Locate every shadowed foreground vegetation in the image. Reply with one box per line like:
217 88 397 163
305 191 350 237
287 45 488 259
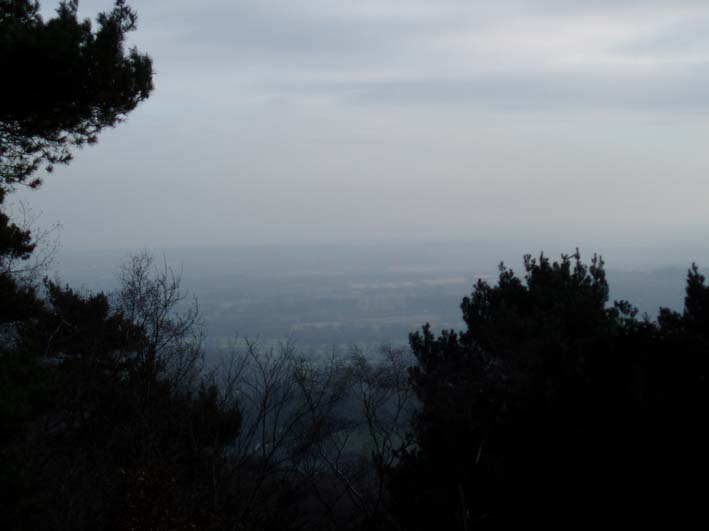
3 251 709 529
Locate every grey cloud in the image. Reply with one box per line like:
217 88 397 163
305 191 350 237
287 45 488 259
21 1 709 251
528 0 701 14
77 2 709 92
618 18 709 57
291 67 709 111
128 1 451 67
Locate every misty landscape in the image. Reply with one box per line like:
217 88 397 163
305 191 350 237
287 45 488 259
55 243 705 349
3 1 709 530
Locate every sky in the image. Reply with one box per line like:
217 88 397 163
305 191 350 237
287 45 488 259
18 0 709 251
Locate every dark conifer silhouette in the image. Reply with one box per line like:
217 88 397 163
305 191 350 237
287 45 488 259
0 0 153 189
388 252 709 529
1 0 153 331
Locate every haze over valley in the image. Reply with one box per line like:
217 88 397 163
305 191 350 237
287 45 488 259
52 241 708 350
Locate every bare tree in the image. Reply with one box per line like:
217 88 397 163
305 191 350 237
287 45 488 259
205 339 347 526
116 250 204 388
346 345 414 516
207 339 415 529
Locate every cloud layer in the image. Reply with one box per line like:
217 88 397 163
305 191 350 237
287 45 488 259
112 0 709 110
23 1 709 252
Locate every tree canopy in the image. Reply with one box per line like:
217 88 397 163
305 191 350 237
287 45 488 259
0 0 153 326
388 252 709 529
0 0 153 189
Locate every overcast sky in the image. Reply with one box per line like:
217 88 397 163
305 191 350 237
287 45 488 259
19 0 709 250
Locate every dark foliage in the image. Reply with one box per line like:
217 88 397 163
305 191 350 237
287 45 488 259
0 189 39 324
388 252 709 529
0 0 153 189
0 0 154 376
2 280 243 531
